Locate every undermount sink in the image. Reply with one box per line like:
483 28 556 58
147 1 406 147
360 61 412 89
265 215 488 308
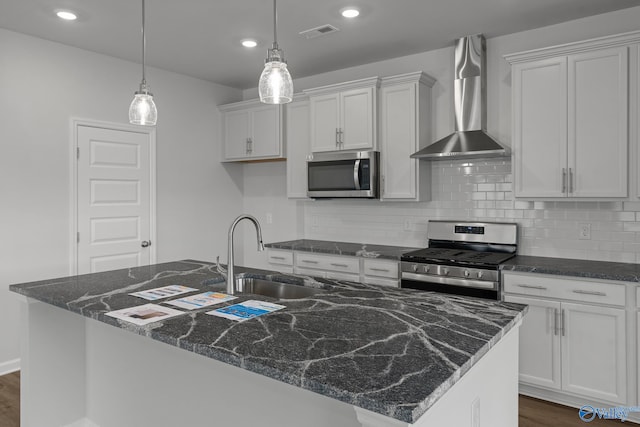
235 278 323 299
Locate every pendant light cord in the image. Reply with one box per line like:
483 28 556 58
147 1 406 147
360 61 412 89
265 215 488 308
272 0 278 50
141 0 147 87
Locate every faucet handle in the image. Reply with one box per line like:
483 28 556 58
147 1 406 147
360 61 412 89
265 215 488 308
215 256 227 277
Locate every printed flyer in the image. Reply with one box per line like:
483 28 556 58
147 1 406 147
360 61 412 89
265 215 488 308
130 285 197 301
166 292 237 310
106 303 185 326
207 300 285 322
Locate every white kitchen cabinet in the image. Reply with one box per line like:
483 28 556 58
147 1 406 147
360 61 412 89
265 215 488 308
266 249 294 274
379 72 435 201
285 96 310 198
503 271 627 405
219 99 284 162
362 258 400 287
305 77 379 153
507 35 631 199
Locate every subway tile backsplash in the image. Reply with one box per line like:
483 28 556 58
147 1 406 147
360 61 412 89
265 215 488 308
303 158 640 263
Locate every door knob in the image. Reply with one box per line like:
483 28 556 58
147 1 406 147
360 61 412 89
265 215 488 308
141 240 151 248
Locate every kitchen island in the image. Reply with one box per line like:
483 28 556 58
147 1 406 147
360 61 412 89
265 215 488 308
11 260 526 427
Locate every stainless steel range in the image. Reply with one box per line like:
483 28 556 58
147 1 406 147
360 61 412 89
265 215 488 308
401 221 517 300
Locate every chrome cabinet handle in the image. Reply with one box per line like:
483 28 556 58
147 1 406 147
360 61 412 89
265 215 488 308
569 168 574 193
335 128 339 146
270 256 286 260
339 128 344 145
573 289 606 297
370 268 391 272
301 260 319 264
141 240 151 248
562 168 567 193
517 284 548 290
330 263 349 268
553 308 559 335
247 137 253 154
561 309 566 336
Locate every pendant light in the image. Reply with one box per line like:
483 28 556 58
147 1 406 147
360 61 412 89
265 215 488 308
258 0 293 104
129 0 157 126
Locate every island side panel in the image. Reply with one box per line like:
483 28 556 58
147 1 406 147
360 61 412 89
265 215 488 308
19 297 88 427
355 324 520 427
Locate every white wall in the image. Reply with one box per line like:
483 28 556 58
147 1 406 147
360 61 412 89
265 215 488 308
241 6 640 269
0 28 243 372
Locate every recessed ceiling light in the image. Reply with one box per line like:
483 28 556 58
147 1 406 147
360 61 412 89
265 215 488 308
56 10 77 21
242 40 258 48
341 8 360 18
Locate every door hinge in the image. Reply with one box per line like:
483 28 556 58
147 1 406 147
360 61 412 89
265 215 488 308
77 232 80 243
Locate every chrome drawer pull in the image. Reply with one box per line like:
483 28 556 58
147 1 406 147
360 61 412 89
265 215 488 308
573 289 606 297
330 263 349 268
270 256 286 260
370 268 391 272
517 284 548 290
301 260 319 264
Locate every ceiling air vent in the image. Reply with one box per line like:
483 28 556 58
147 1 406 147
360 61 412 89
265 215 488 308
299 24 339 39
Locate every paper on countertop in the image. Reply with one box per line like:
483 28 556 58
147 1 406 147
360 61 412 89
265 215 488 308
105 303 185 326
165 292 237 310
207 300 285 322
130 285 198 301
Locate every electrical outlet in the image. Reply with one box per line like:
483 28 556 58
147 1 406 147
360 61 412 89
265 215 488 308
578 223 591 240
471 397 480 427
265 212 273 224
404 219 412 231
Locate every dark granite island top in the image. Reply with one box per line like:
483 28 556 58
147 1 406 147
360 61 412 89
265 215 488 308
265 239 420 260
11 260 526 425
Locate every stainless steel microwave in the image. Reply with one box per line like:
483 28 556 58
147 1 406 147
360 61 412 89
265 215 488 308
307 151 379 198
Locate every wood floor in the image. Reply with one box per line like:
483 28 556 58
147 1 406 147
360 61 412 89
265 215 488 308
0 372 627 426
0 371 19 427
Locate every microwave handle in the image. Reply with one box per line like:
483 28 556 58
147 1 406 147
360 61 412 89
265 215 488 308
353 159 361 190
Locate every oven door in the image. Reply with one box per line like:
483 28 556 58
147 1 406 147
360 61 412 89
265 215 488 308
400 268 500 300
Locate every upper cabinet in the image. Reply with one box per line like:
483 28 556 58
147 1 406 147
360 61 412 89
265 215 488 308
304 77 380 153
506 32 639 199
379 72 436 201
219 99 284 162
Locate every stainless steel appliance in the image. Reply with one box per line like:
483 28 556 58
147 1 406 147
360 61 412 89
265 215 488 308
401 220 517 299
307 151 379 199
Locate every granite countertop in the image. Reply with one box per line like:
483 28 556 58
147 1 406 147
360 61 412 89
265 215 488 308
10 260 526 423
503 255 640 283
265 239 420 260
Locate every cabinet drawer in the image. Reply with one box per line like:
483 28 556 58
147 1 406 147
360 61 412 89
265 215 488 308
325 270 360 282
295 252 360 274
503 272 625 307
363 276 399 288
363 259 399 279
294 266 326 279
267 250 293 266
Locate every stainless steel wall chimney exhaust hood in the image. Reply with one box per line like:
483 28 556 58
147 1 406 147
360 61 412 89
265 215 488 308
411 34 509 160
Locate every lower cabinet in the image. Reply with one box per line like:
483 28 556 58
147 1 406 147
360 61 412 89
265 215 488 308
266 249 400 287
503 272 628 406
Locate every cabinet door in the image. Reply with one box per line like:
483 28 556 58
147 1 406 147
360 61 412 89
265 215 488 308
223 109 250 160
250 105 281 158
513 57 567 198
341 87 375 151
310 94 340 152
561 302 626 404
568 47 628 197
504 295 562 390
379 83 417 200
286 100 310 198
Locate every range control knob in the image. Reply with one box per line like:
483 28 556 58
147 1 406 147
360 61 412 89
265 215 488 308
424 265 430 273
412 264 418 272
443 268 449 276
477 271 484 279
464 270 470 278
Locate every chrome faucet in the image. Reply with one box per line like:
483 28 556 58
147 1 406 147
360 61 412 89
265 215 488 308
227 214 264 294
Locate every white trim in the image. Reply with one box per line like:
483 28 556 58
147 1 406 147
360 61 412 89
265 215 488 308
0 358 20 376
70 118 157 275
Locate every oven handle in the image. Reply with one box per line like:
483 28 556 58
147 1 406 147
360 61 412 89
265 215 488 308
401 272 498 290
353 159 361 190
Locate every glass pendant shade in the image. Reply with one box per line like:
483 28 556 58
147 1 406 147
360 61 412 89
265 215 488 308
129 90 157 126
259 59 293 104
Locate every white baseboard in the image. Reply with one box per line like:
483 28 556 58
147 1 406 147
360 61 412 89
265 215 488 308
0 358 20 376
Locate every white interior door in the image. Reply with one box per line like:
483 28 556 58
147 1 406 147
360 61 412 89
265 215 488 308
76 124 154 274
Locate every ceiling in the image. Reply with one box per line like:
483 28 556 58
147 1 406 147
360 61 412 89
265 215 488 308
1 0 639 89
